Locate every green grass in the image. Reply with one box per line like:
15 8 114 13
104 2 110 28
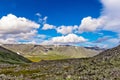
0 51 31 64
25 56 41 62
25 53 69 62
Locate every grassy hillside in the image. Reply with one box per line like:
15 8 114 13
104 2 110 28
2 44 100 62
26 54 69 62
0 46 31 64
0 45 119 79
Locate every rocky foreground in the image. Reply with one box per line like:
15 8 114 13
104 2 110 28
0 45 120 80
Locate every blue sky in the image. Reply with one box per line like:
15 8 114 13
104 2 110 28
0 0 102 25
0 0 120 48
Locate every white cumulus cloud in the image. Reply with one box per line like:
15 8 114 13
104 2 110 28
42 24 56 30
79 17 104 33
0 14 40 44
41 34 87 45
0 14 40 34
79 0 120 34
0 38 17 44
56 25 78 35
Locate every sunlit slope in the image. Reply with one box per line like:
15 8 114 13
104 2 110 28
2 44 100 61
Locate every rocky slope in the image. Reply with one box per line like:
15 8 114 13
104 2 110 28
0 45 119 80
94 45 120 60
0 46 31 64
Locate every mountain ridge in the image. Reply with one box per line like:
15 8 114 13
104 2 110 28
0 46 31 64
1 44 102 62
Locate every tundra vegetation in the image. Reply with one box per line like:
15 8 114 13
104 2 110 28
0 45 120 80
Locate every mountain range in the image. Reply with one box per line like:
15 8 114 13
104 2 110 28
1 44 102 62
